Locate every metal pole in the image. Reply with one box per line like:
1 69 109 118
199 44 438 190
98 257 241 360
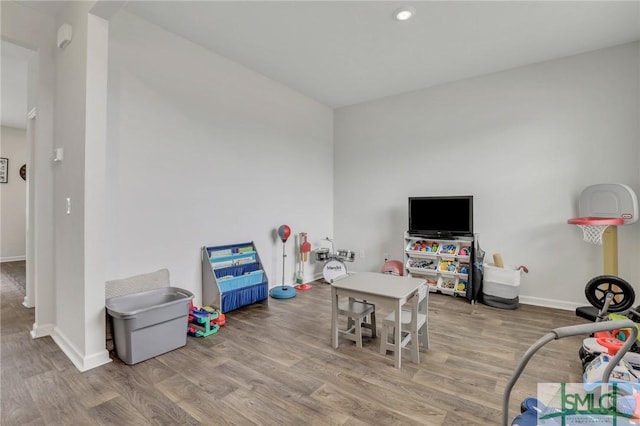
282 241 286 286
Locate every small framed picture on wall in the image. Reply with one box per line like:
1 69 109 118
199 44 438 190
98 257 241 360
0 158 7 183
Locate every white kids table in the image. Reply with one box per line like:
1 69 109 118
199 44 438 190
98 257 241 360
330 272 426 368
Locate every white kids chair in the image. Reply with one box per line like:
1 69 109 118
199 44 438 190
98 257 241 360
379 284 429 364
338 299 377 348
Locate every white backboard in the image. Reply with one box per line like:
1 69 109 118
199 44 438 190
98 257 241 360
578 183 638 225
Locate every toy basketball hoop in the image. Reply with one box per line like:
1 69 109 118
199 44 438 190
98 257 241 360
568 183 637 265
567 217 624 246
567 183 638 274
570 184 638 322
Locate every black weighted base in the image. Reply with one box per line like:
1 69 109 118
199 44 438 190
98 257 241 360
629 306 640 322
575 306 599 322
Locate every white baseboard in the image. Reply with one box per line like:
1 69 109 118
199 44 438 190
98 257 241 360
1 255 26 263
30 323 54 338
82 349 112 371
519 295 581 311
50 328 83 369
51 327 111 372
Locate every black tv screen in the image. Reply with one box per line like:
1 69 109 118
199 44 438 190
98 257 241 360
408 196 474 237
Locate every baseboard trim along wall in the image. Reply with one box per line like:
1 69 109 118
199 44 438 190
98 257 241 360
1 255 26 263
51 327 112 372
519 295 581 312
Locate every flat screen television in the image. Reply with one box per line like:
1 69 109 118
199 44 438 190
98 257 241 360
408 196 474 237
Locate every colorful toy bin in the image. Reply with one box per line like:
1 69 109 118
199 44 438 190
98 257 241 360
106 287 194 365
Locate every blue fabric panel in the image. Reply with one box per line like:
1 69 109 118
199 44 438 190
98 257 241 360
209 251 256 266
214 262 260 279
221 282 268 313
218 271 265 292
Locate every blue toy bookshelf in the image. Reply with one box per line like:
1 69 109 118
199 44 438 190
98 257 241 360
201 242 269 313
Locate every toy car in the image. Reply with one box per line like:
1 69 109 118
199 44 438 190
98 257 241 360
583 353 639 390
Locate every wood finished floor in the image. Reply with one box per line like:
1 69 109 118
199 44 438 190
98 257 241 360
1 261 590 425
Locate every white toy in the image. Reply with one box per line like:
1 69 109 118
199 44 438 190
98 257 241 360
581 337 640 370
583 353 639 393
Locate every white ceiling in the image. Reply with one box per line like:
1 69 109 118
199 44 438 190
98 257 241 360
122 1 640 108
2 1 639 129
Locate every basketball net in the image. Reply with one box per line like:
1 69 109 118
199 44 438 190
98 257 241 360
576 224 609 246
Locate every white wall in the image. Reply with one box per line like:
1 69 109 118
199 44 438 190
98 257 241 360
334 42 640 310
106 11 334 304
43 1 115 371
1 0 57 338
0 126 26 261
53 0 92 362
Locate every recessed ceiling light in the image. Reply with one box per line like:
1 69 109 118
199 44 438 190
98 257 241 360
394 6 416 21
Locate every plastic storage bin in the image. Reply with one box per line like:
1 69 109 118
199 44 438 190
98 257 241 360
106 287 194 365
482 263 522 309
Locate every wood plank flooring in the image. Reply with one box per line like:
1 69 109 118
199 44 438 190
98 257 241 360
1 261 590 425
